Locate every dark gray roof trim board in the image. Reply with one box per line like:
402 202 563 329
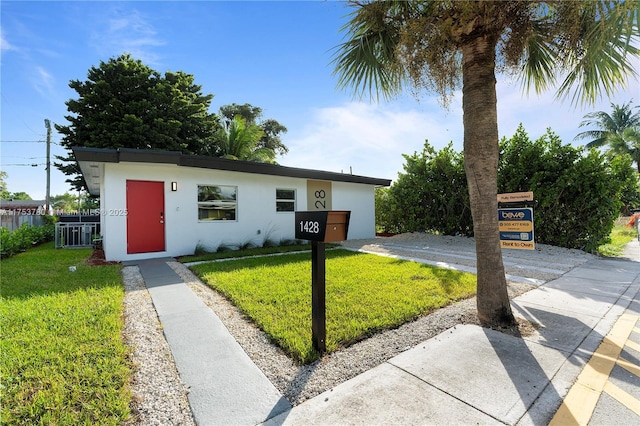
0 199 46 209
72 147 392 187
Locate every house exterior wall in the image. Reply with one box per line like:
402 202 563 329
101 162 378 261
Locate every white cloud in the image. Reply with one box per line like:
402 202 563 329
280 102 463 182
31 66 55 98
90 8 164 65
0 30 16 53
280 69 639 185
496 70 640 145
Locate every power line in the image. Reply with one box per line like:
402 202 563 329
1 140 63 145
1 156 47 159
2 163 46 167
1 93 44 137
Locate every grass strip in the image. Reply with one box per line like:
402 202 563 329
191 249 476 363
597 224 636 257
179 244 313 263
0 242 130 425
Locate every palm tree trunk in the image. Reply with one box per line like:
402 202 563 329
461 35 515 327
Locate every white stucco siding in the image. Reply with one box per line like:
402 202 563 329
99 172 107 252
191 170 303 253
100 162 378 261
330 182 376 240
101 163 177 261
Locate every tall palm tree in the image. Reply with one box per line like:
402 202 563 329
214 115 275 163
575 101 640 148
332 0 639 326
608 127 640 172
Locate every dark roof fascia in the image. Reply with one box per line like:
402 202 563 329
180 154 391 186
72 146 120 163
0 199 46 209
72 146 183 164
119 148 182 164
71 147 391 187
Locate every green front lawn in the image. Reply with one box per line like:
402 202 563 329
0 243 131 425
191 249 477 363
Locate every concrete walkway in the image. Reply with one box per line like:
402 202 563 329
128 258 290 425
132 246 640 425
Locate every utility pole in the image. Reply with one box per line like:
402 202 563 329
44 119 51 213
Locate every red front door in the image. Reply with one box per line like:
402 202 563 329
126 180 165 254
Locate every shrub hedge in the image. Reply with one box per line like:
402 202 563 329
0 218 56 259
376 125 638 252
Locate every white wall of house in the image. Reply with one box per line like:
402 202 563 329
101 162 379 261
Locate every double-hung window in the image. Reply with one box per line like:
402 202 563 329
198 185 237 221
276 189 296 212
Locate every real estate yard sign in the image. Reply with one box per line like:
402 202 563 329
498 207 535 250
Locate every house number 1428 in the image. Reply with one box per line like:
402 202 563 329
300 220 320 234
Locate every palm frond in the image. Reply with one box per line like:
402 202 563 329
331 2 408 101
555 1 639 107
520 19 560 94
584 137 609 149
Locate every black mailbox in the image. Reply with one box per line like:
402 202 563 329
295 210 351 242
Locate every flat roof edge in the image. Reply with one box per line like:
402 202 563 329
71 147 391 186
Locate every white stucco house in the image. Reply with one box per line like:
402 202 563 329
73 147 391 261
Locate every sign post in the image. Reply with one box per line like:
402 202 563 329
295 210 350 352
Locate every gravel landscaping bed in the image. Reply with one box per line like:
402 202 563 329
122 232 598 420
122 266 195 425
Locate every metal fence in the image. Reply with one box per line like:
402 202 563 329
55 222 100 248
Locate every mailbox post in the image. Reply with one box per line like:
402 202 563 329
311 241 326 351
295 210 350 352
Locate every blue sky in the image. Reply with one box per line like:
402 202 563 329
2 1 639 200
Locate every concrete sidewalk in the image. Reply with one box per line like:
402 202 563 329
265 256 640 425
132 249 640 425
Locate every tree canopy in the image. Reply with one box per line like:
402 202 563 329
213 116 276 163
333 0 639 326
55 54 218 190
608 126 640 173
575 101 640 148
218 103 288 156
0 172 33 200
0 171 9 200
55 54 288 191
377 125 638 251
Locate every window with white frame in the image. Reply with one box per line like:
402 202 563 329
198 185 237 221
276 188 296 212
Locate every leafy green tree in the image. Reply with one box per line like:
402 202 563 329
499 125 637 251
55 54 218 191
378 124 637 250
387 142 472 236
0 171 10 199
50 193 79 212
214 116 275 162
607 127 640 173
0 172 32 200
332 0 638 326
575 101 640 149
218 103 288 156
8 192 32 200
374 187 395 233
